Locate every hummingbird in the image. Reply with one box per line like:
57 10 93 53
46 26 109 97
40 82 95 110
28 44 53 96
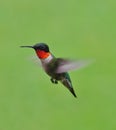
21 43 91 98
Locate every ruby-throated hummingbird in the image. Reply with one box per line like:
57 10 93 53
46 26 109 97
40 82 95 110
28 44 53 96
21 43 91 98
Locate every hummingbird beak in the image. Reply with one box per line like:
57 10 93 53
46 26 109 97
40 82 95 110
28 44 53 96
20 45 34 49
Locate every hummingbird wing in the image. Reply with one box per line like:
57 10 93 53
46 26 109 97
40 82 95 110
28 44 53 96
56 58 94 73
25 55 42 67
30 55 42 66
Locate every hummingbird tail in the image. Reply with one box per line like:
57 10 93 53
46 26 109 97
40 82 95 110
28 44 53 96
61 78 77 98
69 87 77 98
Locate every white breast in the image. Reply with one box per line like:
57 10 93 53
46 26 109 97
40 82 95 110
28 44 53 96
41 54 53 65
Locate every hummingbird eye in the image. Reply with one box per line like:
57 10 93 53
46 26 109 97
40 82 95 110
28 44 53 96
33 43 49 52
39 46 45 50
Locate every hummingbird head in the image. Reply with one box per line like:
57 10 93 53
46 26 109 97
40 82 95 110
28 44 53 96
21 43 51 59
33 43 49 52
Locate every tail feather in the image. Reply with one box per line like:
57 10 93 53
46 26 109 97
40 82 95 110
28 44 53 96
69 87 77 98
61 78 77 98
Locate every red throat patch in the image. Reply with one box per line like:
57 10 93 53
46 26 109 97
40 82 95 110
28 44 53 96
36 50 50 59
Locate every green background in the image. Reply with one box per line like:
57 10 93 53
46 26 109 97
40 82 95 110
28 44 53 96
0 0 116 130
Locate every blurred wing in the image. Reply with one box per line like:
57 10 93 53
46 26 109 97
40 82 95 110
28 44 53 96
29 55 42 67
56 59 94 73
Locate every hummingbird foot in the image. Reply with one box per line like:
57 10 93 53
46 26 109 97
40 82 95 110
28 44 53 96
50 78 58 84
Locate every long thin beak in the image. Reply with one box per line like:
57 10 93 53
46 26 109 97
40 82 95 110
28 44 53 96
20 45 34 48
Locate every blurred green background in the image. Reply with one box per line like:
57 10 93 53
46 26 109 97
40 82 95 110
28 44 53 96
0 0 116 130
